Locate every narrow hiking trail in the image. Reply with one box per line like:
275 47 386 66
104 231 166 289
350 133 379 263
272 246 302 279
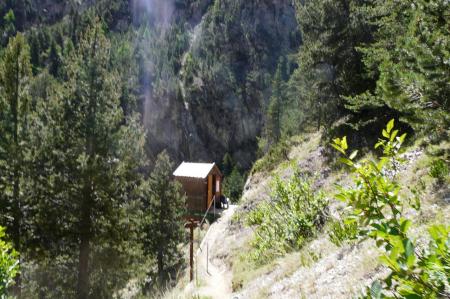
193 205 238 299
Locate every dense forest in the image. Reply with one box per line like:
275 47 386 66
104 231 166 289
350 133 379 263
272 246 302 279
0 0 448 298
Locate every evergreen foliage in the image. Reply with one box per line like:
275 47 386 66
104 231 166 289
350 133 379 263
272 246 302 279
222 166 246 203
221 153 246 203
266 60 285 145
356 0 450 136
142 151 186 288
287 0 375 133
0 34 32 289
12 21 149 298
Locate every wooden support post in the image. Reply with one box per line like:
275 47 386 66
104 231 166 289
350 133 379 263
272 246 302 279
184 218 199 283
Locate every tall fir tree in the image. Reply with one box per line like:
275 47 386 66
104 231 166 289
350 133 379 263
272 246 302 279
353 0 450 135
0 33 32 292
48 39 61 78
289 0 375 132
266 60 285 145
24 20 148 298
142 150 185 288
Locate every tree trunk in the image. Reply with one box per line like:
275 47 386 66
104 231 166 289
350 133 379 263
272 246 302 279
77 180 92 299
157 248 164 285
12 51 22 297
157 192 165 285
12 174 21 297
77 200 91 299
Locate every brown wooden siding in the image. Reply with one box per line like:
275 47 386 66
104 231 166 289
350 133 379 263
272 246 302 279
174 164 223 214
175 177 207 212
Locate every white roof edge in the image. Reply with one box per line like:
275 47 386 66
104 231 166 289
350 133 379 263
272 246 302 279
173 162 217 179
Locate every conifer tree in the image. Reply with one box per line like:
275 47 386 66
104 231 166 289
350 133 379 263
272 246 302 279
48 39 61 77
0 33 32 292
290 0 375 131
68 20 146 298
222 165 245 203
28 30 40 75
221 152 234 177
266 61 284 144
26 20 148 298
2 10 16 45
142 151 185 287
355 0 450 134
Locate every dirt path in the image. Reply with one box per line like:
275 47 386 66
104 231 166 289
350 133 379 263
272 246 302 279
193 205 238 299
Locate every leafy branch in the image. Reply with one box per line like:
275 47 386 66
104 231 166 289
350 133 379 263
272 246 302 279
332 119 450 298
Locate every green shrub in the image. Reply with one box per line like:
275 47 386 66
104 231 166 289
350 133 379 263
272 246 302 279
0 226 19 297
327 219 358 247
246 173 328 264
251 139 290 175
332 119 450 298
429 159 449 185
222 166 246 203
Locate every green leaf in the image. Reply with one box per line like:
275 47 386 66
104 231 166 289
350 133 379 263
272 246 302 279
380 255 400 271
389 130 398 142
339 157 354 167
382 129 389 138
403 239 414 260
341 136 348 150
400 219 412 234
386 119 395 134
349 150 358 160
404 294 421 299
370 280 382 299
331 143 345 155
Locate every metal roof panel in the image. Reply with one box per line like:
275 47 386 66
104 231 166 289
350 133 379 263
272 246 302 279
173 162 216 179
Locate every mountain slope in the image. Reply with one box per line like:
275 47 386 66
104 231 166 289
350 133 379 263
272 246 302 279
172 131 449 298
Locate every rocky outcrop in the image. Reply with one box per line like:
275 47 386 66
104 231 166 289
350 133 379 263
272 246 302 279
142 0 300 167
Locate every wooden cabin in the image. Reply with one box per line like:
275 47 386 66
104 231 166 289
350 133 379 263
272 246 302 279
173 162 223 214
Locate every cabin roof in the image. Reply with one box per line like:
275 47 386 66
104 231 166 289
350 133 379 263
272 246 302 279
173 162 219 179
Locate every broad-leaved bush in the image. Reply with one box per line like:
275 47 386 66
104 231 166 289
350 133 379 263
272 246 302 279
332 120 450 298
247 173 327 264
0 226 19 298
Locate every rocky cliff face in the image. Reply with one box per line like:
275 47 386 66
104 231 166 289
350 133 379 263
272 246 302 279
2 0 301 168
142 0 300 168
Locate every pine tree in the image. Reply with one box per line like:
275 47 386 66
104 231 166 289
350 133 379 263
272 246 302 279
48 39 61 77
2 10 16 45
28 29 41 75
26 20 148 298
0 33 32 292
266 61 284 144
67 21 146 298
358 0 450 134
142 150 185 288
221 152 234 177
289 0 376 131
222 165 245 203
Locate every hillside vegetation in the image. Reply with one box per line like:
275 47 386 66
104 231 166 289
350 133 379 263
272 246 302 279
226 126 449 298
